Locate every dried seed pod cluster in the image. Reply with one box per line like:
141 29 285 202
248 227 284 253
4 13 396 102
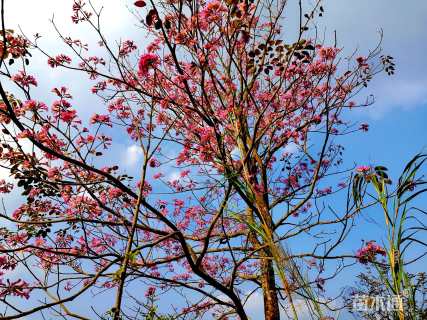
247 39 315 75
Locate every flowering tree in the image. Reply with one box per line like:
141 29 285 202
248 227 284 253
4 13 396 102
0 0 393 319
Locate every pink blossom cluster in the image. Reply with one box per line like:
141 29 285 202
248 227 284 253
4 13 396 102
48 54 72 68
356 241 386 264
71 0 92 23
356 166 371 174
119 40 137 57
0 31 29 58
138 53 159 76
0 180 13 193
11 71 37 87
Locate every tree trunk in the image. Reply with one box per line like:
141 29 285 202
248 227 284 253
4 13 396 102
261 257 281 320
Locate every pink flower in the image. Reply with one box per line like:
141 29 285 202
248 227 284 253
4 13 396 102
174 199 184 207
91 81 107 94
119 40 137 56
318 47 340 61
136 180 152 197
356 241 386 264
22 100 48 112
12 71 37 87
51 86 72 99
338 182 347 188
138 53 159 76
16 129 33 139
356 166 371 174
47 167 61 180
108 187 122 199
90 113 111 126
356 56 368 68
200 0 226 23
0 255 17 270
0 279 31 299
147 39 161 53
149 158 160 168
153 172 164 179
180 170 190 177
145 286 156 297
48 54 72 68
60 109 78 123
0 180 13 193
34 237 45 247
91 237 102 248
312 115 322 124
317 186 332 196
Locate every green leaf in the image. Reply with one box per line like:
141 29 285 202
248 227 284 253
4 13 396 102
374 166 388 171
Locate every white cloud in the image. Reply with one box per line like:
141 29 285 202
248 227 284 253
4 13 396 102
4 1 130 38
123 144 143 166
167 170 180 182
320 0 427 116
283 142 299 155
368 80 427 119
2 0 147 118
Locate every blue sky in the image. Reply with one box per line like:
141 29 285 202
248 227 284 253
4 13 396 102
1 0 427 318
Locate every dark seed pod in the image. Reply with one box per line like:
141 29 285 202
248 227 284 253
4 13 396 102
154 19 162 29
146 9 157 26
241 30 250 43
134 1 146 7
